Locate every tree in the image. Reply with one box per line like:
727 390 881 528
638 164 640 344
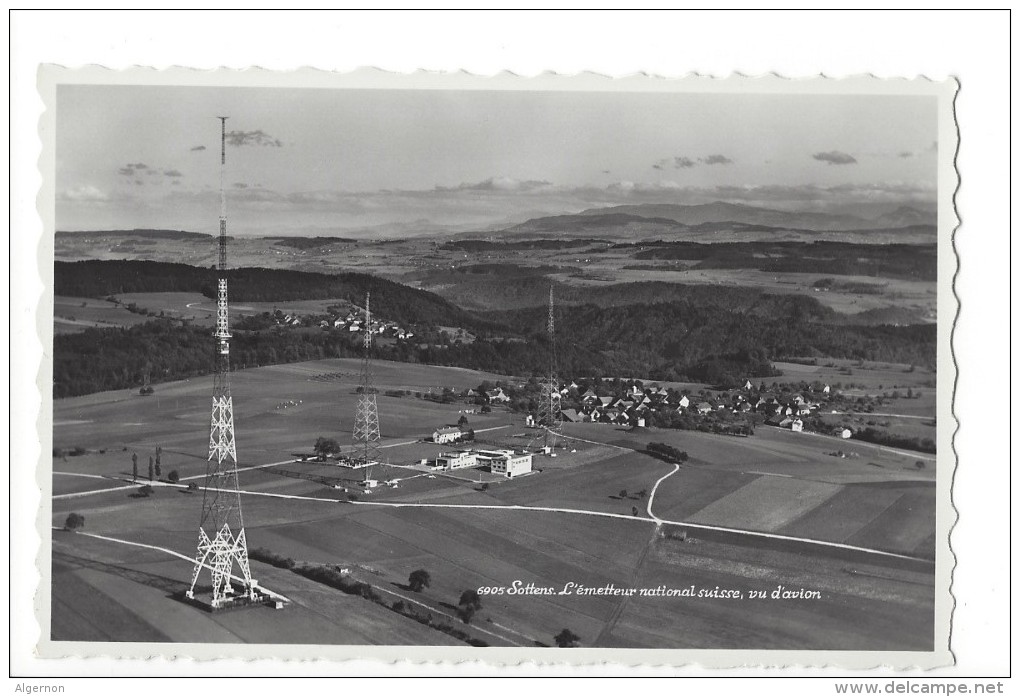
632 506 639 516
458 589 483 612
167 470 180 483
459 605 476 624
619 489 628 499
64 512 85 531
458 414 469 428
407 569 431 593
132 453 138 481
554 628 581 648
148 456 154 481
314 436 342 461
138 484 154 497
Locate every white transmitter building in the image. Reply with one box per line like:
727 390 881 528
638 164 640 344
433 448 533 479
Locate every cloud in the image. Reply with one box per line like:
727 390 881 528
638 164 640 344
436 177 553 193
117 163 150 176
897 151 914 158
700 154 733 165
233 182 249 189
812 150 857 165
118 163 184 183
652 164 663 170
60 185 109 202
673 156 696 169
226 129 283 148
190 145 207 152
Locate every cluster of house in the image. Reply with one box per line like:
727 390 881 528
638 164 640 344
464 387 511 404
431 448 533 478
312 310 415 340
543 380 840 434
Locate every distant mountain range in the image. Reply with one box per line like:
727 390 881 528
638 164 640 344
56 201 937 248
574 201 936 231
56 228 213 240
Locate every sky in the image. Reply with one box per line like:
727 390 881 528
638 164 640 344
56 85 939 236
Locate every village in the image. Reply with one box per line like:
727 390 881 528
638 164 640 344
254 305 417 342
458 375 912 443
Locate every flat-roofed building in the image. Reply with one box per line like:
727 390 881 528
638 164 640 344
490 452 533 479
435 450 477 470
472 449 513 465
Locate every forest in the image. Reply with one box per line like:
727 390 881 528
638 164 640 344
54 260 486 329
52 260 937 397
628 240 937 281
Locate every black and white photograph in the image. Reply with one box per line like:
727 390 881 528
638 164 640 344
37 70 957 663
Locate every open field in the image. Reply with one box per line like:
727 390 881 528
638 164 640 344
50 357 938 648
53 296 158 334
54 293 360 334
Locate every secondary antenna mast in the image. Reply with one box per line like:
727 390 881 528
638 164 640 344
536 286 562 449
187 117 260 608
350 291 382 469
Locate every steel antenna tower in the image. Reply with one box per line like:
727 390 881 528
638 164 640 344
187 117 259 608
351 291 382 468
536 286 562 449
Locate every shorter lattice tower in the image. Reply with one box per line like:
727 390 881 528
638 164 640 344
350 292 382 467
535 286 562 449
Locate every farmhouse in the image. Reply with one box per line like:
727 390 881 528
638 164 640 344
791 418 804 433
696 401 713 414
432 426 464 444
434 450 477 470
487 388 511 404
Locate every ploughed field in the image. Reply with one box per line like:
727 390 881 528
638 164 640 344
51 358 937 649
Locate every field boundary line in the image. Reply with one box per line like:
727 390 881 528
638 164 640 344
52 458 300 500
797 430 936 461
348 499 930 564
349 500 649 523
556 432 631 452
361 579 525 647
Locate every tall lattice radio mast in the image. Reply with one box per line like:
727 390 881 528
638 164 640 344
187 117 259 608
